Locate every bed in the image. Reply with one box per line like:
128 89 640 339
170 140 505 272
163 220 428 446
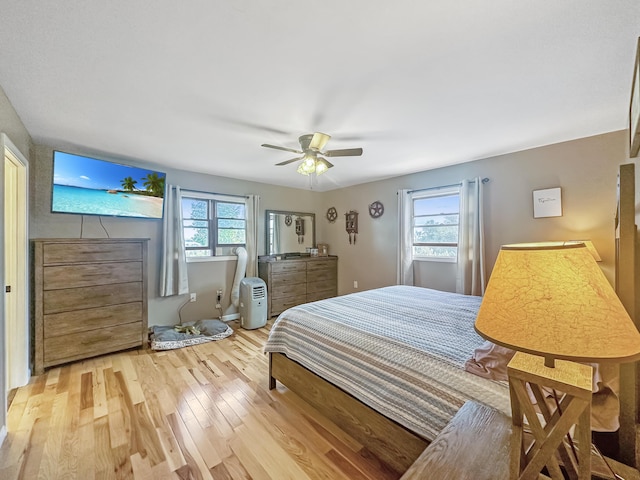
265 284 621 472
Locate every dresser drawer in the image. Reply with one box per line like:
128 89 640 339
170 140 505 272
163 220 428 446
44 321 143 366
308 268 337 284
43 261 142 290
44 282 143 314
271 261 307 274
307 290 335 303
272 295 307 316
307 259 337 272
43 241 143 264
272 271 306 286
44 302 143 337
272 282 306 298
307 278 337 294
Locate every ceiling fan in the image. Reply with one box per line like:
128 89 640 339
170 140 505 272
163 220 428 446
261 132 363 176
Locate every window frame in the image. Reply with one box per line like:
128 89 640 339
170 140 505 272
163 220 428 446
181 190 247 261
411 186 461 262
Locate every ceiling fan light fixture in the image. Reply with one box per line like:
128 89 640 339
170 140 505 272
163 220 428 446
296 160 315 175
315 159 329 175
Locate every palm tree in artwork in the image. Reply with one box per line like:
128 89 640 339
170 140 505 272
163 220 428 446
120 176 138 192
142 172 165 197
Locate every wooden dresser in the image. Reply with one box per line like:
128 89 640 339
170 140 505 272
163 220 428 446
32 238 148 375
258 256 337 317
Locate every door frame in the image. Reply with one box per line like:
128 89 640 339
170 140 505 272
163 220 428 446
0 133 29 446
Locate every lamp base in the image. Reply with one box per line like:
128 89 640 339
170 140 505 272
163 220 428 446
507 351 593 480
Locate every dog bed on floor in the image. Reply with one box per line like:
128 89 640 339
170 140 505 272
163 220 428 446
150 318 233 350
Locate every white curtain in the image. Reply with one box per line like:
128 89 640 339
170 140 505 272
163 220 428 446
396 189 414 285
244 194 260 277
456 177 486 296
160 184 189 296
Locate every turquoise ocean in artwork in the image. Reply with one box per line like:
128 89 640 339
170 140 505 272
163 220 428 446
52 185 163 218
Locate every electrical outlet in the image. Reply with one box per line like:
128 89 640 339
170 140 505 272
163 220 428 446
353 280 358 289
189 292 197 302
216 288 223 303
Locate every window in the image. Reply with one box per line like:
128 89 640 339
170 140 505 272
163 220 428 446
412 189 460 260
182 192 246 258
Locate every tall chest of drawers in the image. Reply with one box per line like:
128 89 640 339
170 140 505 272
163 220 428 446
258 256 338 318
32 238 149 374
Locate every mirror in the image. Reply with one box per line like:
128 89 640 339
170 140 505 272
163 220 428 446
266 210 316 256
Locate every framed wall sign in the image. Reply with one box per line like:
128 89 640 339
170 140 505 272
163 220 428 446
533 187 562 218
630 37 640 158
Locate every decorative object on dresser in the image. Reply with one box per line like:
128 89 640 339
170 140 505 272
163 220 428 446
258 256 337 318
32 238 149 375
475 242 640 480
317 243 329 256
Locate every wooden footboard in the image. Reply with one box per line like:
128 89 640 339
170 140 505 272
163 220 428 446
268 352 428 473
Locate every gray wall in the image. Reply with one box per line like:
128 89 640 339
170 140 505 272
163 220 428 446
31 144 320 327
25 129 632 325
317 131 627 295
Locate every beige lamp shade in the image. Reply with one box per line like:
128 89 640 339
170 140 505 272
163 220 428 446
475 242 640 364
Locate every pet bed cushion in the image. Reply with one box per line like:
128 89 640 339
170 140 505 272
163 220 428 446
150 319 233 350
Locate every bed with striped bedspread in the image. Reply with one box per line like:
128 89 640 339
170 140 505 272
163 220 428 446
264 285 511 441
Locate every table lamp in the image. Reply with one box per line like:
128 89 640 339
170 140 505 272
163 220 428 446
475 242 640 480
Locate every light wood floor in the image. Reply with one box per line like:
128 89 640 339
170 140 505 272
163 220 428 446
0 320 402 480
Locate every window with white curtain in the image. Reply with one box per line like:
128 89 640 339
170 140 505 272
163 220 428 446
181 191 246 258
412 187 461 260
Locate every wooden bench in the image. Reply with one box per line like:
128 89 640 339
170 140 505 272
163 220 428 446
401 400 640 480
401 401 511 480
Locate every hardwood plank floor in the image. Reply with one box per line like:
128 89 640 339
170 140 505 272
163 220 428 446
0 320 403 479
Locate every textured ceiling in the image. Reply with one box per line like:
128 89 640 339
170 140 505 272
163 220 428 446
0 1 638 191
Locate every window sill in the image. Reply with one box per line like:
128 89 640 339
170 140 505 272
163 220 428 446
413 257 457 263
186 255 237 263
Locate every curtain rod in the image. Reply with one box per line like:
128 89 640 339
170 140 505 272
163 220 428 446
180 187 249 199
406 177 489 195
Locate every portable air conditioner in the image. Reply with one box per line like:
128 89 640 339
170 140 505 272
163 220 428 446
239 277 268 329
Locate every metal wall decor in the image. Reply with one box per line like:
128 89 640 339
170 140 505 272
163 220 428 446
345 210 358 244
326 206 338 223
368 200 384 218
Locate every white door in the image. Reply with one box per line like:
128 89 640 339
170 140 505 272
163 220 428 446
2 133 29 394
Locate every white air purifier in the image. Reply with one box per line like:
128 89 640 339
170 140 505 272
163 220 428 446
239 277 268 329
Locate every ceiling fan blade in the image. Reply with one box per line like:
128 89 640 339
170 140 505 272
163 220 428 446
308 132 331 151
275 156 303 166
262 144 303 154
323 148 363 157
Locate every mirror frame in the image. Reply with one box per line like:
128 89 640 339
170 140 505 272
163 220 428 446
265 209 316 256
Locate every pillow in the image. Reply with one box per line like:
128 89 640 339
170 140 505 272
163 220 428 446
464 340 515 381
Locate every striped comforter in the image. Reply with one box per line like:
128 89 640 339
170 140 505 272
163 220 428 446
264 285 511 440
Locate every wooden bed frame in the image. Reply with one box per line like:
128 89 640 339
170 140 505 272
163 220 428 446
616 162 640 467
269 162 640 471
268 352 428 473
